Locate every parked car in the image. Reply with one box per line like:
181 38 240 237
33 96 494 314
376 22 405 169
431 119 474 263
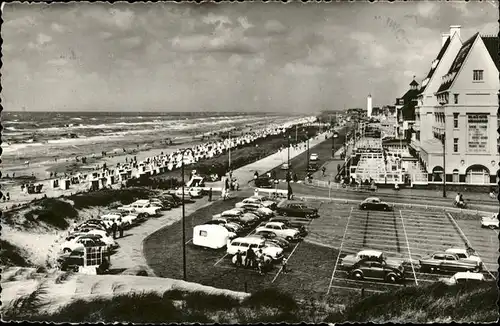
248 230 290 249
118 200 162 216
255 222 301 241
481 213 499 229
57 247 109 273
349 259 405 283
161 194 181 208
268 217 308 237
280 163 290 170
359 197 393 211
100 214 125 229
227 237 283 261
419 252 481 273
255 177 273 188
445 248 482 264
307 163 319 172
439 271 486 285
235 197 277 210
175 187 202 199
276 201 319 218
340 250 390 270
149 198 171 210
60 235 107 253
309 153 319 161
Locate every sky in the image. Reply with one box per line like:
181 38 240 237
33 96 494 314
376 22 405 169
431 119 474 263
1 0 497 113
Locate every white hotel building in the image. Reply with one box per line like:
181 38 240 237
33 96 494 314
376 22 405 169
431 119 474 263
412 25 499 185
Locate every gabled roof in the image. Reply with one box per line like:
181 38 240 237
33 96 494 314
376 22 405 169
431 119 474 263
437 33 479 93
418 36 451 94
410 79 419 87
481 35 500 71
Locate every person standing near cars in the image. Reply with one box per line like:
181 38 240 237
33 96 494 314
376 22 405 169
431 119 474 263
111 221 118 239
246 247 255 268
119 221 124 238
282 256 288 274
235 250 243 268
208 188 213 202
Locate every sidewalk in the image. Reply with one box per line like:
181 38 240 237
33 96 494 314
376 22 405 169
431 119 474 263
232 132 331 186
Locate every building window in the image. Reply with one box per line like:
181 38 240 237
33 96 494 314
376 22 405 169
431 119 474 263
453 138 458 152
452 169 459 183
473 70 484 81
454 94 459 104
453 113 459 128
467 114 488 153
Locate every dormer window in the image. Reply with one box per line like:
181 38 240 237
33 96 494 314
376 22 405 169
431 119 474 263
431 59 439 69
473 70 483 81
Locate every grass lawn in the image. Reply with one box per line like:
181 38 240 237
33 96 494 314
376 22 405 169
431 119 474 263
266 127 347 182
153 127 321 183
144 197 343 301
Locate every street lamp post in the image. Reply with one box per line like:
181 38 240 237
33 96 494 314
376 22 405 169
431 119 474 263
287 133 291 200
438 100 447 198
228 131 231 173
181 150 187 281
332 132 339 158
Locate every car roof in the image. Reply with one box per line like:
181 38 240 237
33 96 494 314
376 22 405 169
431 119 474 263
134 200 150 204
266 222 284 227
445 248 466 254
452 272 484 280
233 237 264 244
358 250 383 256
364 197 380 201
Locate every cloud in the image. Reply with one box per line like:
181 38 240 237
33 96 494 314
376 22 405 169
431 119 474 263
99 31 113 39
305 44 336 67
37 33 52 45
51 22 65 33
47 58 68 66
84 7 135 30
121 36 142 48
417 1 438 18
265 19 287 34
284 62 325 76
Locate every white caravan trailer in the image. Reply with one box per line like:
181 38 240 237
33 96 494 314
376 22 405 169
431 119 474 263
192 224 235 249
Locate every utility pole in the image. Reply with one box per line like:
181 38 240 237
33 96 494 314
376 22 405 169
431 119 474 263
287 133 291 200
443 128 446 198
228 131 231 173
181 150 187 281
295 125 298 144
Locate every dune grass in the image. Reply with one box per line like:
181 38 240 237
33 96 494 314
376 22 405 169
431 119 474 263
325 281 498 323
68 188 155 209
0 240 32 267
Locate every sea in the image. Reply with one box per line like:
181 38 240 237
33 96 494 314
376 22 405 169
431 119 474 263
1 111 297 167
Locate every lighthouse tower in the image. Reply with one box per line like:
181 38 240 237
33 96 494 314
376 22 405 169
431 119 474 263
367 94 373 118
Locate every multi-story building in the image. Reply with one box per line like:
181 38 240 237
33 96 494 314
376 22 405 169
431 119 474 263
395 79 419 140
434 32 499 184
414 25 499 185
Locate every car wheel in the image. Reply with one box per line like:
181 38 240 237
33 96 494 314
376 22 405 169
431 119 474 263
63 248 72 254
386 274 398 283
352 271 363 280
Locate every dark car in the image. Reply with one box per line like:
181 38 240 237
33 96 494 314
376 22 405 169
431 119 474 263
349 259 405 283
169 193 195 204
307 163 319 172
359 197 393 211
251 230 290 249
419 252 481 274
276 202 319 218
161 194 181 207
255 177 273 188
57 247 109 273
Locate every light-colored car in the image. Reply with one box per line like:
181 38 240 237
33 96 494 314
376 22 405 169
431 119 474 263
118 200 162 216
440 271 486 285
481 213 499 229
175 187 202 198
100 214 125 228
235 197 276 209
280 163 290 170
445 248 482 264
149 198 170 210
226 237 283 260
60 235 107 253
255 222 300 241
309 153 319 161
213 209 244 220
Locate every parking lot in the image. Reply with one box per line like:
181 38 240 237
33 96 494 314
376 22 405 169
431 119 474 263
144 197 498 299
311 202 499 295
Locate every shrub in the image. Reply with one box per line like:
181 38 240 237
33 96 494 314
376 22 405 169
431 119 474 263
0 240 32 267
69 188 153 209
243 288 298 312
184 291 240 311
23 198 78 229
